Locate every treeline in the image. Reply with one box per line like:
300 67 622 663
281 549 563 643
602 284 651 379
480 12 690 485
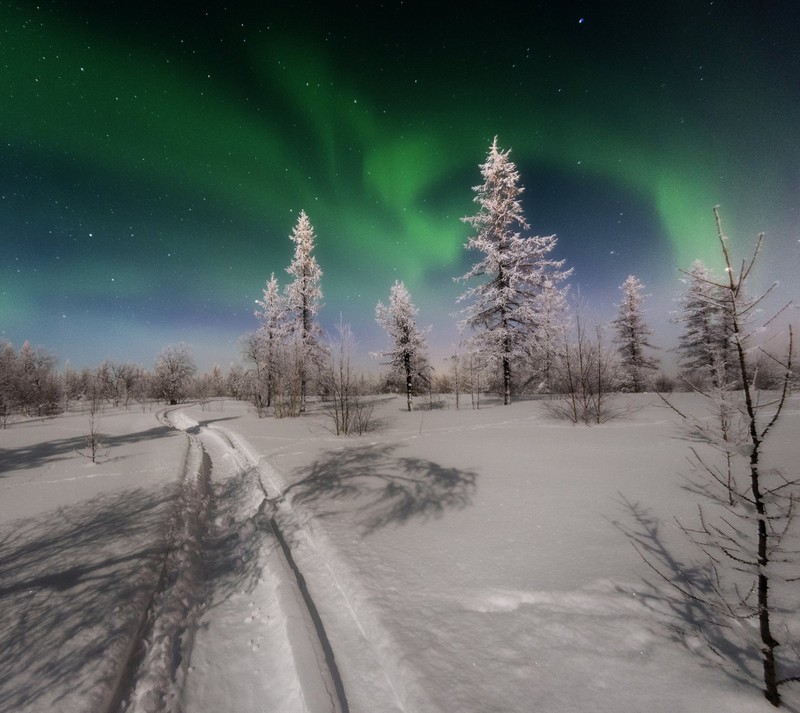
236 137 795 424
3 139 795 428
0 341 229 427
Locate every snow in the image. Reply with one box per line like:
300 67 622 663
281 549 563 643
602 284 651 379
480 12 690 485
0 405 188 712
1 394 798 711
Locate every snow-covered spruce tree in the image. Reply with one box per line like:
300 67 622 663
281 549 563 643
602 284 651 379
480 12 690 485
611 275 658 392
652 207 795 706
674 259 733 388
374 280 430 412
253 272 288 411
524 276 570 393
456 137 570 405
285 210 326 413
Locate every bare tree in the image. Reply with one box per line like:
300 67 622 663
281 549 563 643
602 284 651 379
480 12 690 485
153 344 197 405
0 341 16 427
241 331 269 416
320 320 374 435
76 373 104 463
548 312 620 424
651 207 795 706
271 339 304 419
466 348 490 410
446 348 466 410
13 341 61 416
225 363 249 401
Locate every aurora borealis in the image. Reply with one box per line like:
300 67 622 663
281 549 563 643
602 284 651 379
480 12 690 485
2 2 798 369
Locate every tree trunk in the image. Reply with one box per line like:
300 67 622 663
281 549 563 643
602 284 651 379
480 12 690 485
502 326 512 405
502 356 511 405
751 447 781 706
404 351 413 412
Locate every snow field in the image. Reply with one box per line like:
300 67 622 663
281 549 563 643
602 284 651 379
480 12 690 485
212 419 445 713
179 394 800 712
0 406 189 713
2 394 798 711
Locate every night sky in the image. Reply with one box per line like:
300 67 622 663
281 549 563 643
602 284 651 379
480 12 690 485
2 1 799 370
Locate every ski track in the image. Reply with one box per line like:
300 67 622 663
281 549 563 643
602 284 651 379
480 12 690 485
122 408 354 713
121 412 210 713
118 406 449 713
210 423 441 713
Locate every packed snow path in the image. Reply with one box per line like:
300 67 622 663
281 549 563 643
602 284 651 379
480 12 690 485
123 408 349 713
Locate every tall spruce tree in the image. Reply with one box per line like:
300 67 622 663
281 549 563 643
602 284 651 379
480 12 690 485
456 137 570 404
611 275 658 391
253 272 288 409
674 259 732 388
374 281 429 411
285 210 325 412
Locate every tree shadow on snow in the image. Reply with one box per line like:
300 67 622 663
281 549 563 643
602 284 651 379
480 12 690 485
0 484 178 712
0 424 177 474
198 469 270 611
286 443 478 535
196 416 241 429
609 493 797 699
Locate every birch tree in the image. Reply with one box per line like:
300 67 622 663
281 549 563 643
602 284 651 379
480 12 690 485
153 344 196 405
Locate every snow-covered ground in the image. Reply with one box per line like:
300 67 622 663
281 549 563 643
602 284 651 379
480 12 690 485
1 394 799 712
0 404 188 712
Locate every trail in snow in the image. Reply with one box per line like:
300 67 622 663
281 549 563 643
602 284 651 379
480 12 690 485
208 422 435 713
119 412 211 713
122 408 348 713
183 421 348 713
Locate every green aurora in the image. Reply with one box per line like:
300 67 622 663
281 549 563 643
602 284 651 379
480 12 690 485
1 2 798 367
